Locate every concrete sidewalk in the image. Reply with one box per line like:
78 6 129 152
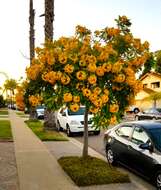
9 110 79 190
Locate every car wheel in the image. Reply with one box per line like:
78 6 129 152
134 108 139 114
94 130 100 135
155 170 161 189
106 147 117 165
66 125 73 137
135 115 139 121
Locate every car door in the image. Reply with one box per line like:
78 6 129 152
112 124 134 165
58 108 67 130
127 126 154 176
142 109 151 120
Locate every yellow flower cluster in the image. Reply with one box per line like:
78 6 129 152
106 27 120 37
29 95 42 107
26 64 42 80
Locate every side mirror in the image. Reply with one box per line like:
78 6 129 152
139 143 153 152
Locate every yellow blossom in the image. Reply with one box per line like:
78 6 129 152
73 96 80 103
109 104 119 113
64 64 74 73
70 103 80 112
88 75 97 85
63 93 72 102
96 66 104 76
76 71 87 81
61 74 71 85
83 88 91 97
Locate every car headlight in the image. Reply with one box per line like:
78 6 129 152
70 120 79 125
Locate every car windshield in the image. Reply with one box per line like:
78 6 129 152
149 128 161 152
36 106 45 109
68 107 85 116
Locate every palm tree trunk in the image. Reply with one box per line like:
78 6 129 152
43 0 56 130
29 0 35 63
82 107 89 157
29 0 37 120
45 0 54 41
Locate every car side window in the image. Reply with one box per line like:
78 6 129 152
131 127 149 145
115 125 133 139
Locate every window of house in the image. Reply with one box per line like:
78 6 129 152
151 82 160 89
143 84 147 88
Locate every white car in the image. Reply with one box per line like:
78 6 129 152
126 105 140 114
36 105 45 119
57 106 100 136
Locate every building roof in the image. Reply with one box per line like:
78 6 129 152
140 71 161 81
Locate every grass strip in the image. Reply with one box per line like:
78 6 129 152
25 120 68 141
58 156 130 186
0 120 12 140
0 110 8 115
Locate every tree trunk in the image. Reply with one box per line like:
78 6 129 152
45 0 54 41
29 106 37 120
29 0 36 120
82 107 89 157
43 0 56 130
44 109 57 131
153 99 157 109
29 0 35 64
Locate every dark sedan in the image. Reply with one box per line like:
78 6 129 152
135 108 161 120
104 120 161 189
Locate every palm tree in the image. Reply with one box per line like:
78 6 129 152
29 0 35 64
29 0 37 119
4 79 17 109
44 0 54 41
42 0 56 130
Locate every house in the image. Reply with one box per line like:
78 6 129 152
135 71 161 110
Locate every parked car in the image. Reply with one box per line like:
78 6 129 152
135 108 161 121
126 105 140 114
36 105 45 119
104 120 161 189
57 106 100 136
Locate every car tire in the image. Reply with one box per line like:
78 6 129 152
66 125 73 137
106 147 117 166
135 115 139 121
134 108 140 114
94 130 100 135
155 170 161 189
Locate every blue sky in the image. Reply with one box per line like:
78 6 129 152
0 0 161 85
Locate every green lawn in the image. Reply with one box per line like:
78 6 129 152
58 156 130 186
25 120 68 141
16 112 25 116
0 110 8 115
0 120 12 140
16 112 29 118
